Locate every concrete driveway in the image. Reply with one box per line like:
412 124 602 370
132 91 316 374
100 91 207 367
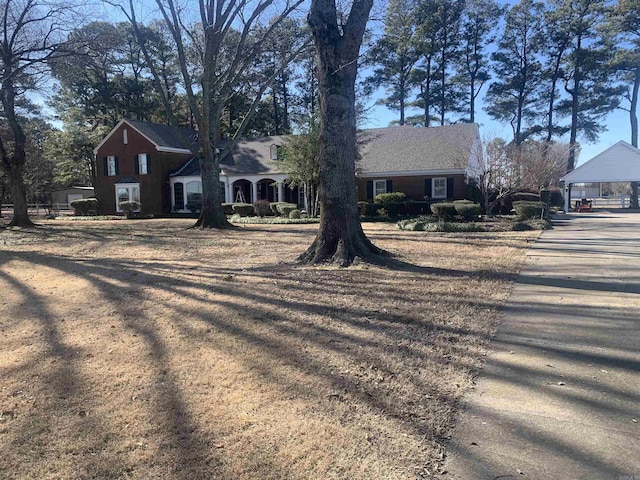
444 212 640 479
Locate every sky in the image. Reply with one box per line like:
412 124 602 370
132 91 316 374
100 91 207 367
361 90 633 169
88 0 635 169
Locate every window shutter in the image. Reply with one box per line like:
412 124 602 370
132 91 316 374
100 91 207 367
103 157 108 176
425 178 432 197
134 154 139 175
146 154 150 174
114 156 119 175
386 179 393 193
366 180 373 201
447 177 454 199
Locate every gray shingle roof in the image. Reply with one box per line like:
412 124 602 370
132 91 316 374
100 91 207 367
170 124 479 178
357 124 479 174
220 136 287 175
125 119 198 152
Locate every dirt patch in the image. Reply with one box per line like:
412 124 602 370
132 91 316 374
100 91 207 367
0 219 536 479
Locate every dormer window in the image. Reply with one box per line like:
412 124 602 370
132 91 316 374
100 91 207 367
123 128 128 144
270 144 278 160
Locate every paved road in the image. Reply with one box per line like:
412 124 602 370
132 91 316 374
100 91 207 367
444 212 640 480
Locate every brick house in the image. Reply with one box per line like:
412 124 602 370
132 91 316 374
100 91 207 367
94 119 480 214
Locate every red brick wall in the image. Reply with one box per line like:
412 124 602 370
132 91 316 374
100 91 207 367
357 174 467 202
95 123 192 214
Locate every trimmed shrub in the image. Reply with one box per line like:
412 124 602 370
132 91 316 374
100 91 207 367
276 203 298 216
70 198 99 215
426 222 485 232
254 199 271 217
357 201 369 216
374 192 406 204
289 209 301 219
430 202 457 221
453 199 475 204
513 201 545 219
186 203 200 213
118 201 141 219
269 202 288 215
512 192 540 202
455 202 481 221
540 188 564 208
232 203 256 217
221 203 235 215
402 200 432 215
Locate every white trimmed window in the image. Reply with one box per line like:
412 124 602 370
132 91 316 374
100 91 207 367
138 153 149 175
123 128 128 144
186 181 203 209
107 156 117 176
433 177 446 198
115 184 140 212
373 179 387 197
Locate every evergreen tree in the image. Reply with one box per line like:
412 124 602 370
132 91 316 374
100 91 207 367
364 0 420 125
485 0 544 144
455 0 503 123
554 0 622 172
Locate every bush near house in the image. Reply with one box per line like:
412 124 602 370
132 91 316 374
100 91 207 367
70 198 99 216
289 209 301 219
360 200 433 218
276 203 298 217
513 201 546 220
254 199 271 217
374 192 407 204
118 201 141 219
430 203 457 222
540 188 564 208
232 203 256 217
222 203 235 215
454 202 481 221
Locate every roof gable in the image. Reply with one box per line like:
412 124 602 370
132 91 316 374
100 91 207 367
561 141 640 183
93 119 198 155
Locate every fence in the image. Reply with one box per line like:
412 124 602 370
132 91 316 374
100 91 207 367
0 203 74 217
590 196 630 208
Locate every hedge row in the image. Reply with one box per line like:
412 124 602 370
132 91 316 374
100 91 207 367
222 201 300 217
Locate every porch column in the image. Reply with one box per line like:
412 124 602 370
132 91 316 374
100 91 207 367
225 178 232 203
277 182 284 202
251 181 258 204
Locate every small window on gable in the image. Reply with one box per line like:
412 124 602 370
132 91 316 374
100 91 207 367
123 128 128 144
433 177 446 198
107 156 117 176
373 179 387 198
270 144 278 160
138 153 149 175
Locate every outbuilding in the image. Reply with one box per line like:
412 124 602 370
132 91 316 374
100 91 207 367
560 141 640 212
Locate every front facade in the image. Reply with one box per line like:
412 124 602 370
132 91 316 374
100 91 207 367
94 120 480 215
94 119 195 215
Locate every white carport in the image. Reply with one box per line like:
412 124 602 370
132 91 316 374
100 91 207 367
560 141 640 212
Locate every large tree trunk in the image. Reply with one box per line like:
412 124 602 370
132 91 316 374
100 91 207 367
1 84 34 227
301 0 382 266
194 143 232 229
7 164 33 227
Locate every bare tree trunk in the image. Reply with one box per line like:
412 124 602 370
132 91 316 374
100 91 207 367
1 84 34 227
301 0 383 266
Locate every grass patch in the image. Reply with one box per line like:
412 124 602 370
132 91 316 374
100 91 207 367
0 220 535 479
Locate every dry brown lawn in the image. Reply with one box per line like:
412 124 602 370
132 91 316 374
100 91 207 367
0 219 536 479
